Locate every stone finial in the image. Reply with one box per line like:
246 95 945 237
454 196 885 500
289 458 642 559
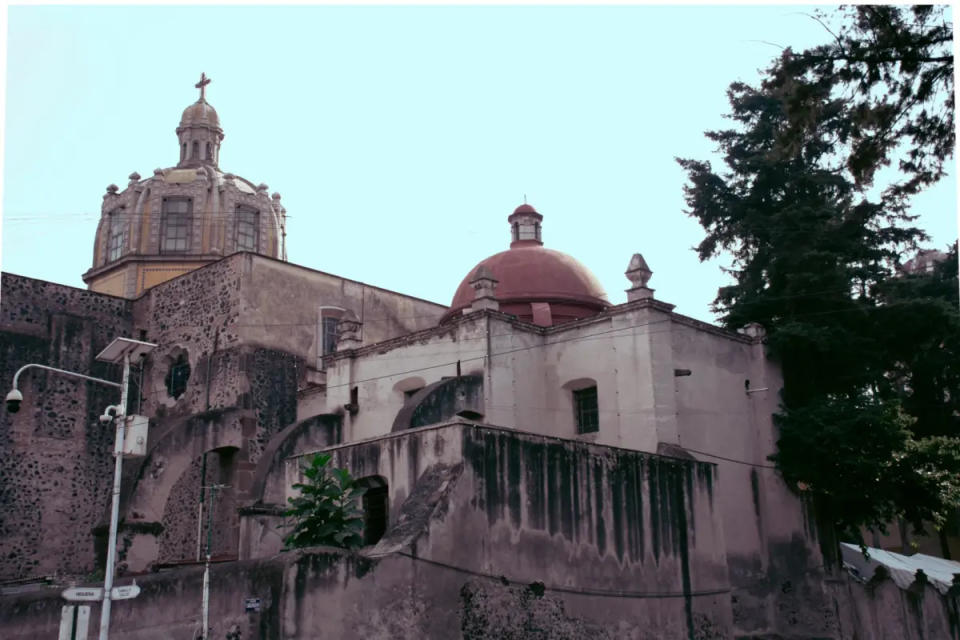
106 184 119 195
740 322 766 339
271 192 281 201
625 253 654 301
128 171 141 183
257 183 269 193
467 265 500 313
153 168 164 176
335 311 363 351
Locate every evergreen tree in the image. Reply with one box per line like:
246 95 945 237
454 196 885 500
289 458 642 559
678 6 958 544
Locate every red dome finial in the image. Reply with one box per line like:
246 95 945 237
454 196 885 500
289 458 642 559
513 203 538 215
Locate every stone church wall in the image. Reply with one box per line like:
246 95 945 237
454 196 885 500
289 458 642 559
0 274 134 581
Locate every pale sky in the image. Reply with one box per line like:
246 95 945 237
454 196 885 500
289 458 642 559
2 5 956 324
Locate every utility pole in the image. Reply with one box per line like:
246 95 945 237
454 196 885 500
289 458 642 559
200 483 229 640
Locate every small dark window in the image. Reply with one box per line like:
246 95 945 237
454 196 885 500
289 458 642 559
181 142 187 162
359 480 388 545
512 222 519 243
165 353 191 399
236 207 259 252
161 197 191 253
107 209 127 261
206 142 212 160
192 141 199 158
322 317 339 355
574 386 599 434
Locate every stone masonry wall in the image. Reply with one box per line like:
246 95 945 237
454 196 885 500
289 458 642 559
0 273 133 581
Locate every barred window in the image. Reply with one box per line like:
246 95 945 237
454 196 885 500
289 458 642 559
236 207 259 252
107 209 127 261
161 198 191 253
574 386 599 434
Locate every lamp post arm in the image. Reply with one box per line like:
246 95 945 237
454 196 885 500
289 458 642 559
11 364 122 390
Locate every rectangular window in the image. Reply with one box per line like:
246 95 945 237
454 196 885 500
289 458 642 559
236 207 259 252
322 317 339 355
574 386 599 434
107 209 127 261
161 198 191 253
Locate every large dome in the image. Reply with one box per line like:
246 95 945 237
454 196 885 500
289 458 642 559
442 204 609 326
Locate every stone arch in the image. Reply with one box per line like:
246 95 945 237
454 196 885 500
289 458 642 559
116 409 255 572
157 445 240 564
390 375 484 432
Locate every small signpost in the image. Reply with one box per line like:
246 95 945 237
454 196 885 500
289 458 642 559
244 597 261 612
62 587 103 602
60 582 139 639
111 584 141 600
58 605 91 640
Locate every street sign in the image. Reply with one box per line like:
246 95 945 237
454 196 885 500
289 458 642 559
245 597 261 612
62 587 103 602
111 584 141 600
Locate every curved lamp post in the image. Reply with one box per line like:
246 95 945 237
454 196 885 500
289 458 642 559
6 337 156 640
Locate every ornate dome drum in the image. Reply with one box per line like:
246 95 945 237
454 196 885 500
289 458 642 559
83 74 287 298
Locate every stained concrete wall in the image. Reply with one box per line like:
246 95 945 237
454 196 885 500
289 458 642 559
670 319 836 638
0 274 134 581
283 422 734 639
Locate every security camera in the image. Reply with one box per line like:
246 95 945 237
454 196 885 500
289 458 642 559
99 405 119 424
5 389 23 414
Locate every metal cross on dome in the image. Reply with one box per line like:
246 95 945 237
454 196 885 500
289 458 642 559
195 72 211 101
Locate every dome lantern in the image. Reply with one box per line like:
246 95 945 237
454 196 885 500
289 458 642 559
507 203 543 248
176 72 224 169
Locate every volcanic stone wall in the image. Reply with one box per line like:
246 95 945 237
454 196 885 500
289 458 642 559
0 273 134 581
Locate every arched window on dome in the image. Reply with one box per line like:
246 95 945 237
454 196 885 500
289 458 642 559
206 142 212 161
181 143 187 162
512 222 519 243
107 208 127 262
236 206 259 252
192 141 199 159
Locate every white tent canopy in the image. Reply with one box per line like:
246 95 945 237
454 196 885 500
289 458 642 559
841 543 960 595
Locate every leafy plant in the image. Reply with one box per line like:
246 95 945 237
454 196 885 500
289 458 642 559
283 453 366 550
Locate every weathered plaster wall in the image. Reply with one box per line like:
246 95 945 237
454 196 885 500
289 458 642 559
670 320 836 638
285 422 733 639
0 274 133 581
4 549 956 640
239 255 447 369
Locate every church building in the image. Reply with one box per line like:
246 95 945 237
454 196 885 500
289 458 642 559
1 77 953 640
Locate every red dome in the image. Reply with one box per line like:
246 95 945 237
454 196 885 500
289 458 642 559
442 245 609 326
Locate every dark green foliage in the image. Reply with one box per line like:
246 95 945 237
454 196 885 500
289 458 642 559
782 6 953 198
283 453 365 550
679 5 958 543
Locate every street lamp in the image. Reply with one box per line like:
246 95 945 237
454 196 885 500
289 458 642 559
6 337 156 640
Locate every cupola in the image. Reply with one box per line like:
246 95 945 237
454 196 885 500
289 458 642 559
176 73 224 168
442 203 609 326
